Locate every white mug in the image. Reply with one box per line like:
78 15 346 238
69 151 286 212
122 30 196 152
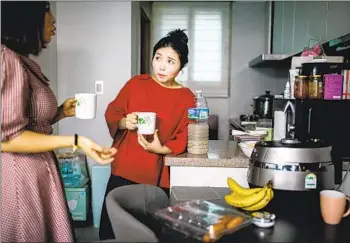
137 112 156 135
75 93 97 119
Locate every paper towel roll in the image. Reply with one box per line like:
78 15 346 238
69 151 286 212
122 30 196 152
273 111 286 141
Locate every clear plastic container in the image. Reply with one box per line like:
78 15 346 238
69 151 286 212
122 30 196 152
155 200 252 242
188 90 210 154
56 150 89 188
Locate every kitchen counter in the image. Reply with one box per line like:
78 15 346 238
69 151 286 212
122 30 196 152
165 140 249 168
165 140 348 188
160 186 350 243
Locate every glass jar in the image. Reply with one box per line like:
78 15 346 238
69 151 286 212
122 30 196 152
308 75 323 99
294 75 308 99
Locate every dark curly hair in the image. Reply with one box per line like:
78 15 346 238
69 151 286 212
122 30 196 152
152 29 189 69
1 1 50 56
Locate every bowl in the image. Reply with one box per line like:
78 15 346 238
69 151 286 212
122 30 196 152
238 141 257 158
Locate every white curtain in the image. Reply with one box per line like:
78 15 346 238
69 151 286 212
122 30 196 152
151 2 231 97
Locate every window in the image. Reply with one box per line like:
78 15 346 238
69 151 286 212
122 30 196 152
152 2 231 97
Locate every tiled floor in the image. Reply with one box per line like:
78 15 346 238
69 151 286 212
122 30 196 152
75 227 99 242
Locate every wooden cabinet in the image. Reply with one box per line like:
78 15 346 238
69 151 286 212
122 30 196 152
272 1 350 54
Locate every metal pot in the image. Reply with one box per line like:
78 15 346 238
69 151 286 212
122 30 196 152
253 91 274 119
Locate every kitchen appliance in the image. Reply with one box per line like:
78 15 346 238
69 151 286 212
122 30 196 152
247 140 335 191
272 101 296 142
247 95 345 215
338 163 350 196
248 98 342 191
246 139 339 217
253 91 274 119
301 62 344 76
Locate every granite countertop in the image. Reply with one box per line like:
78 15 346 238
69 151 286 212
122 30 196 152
165 140 249 168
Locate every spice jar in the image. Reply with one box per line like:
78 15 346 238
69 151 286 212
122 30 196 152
294 75 308 99
308 75 323 99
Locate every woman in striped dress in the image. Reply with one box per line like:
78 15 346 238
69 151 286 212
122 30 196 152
1 2 117 242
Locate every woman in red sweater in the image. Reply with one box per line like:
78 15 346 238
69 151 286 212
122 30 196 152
99 29 195 240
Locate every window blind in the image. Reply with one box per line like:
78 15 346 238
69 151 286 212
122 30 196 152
152 2 231 97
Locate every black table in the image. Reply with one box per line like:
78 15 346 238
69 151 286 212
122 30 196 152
160 187 350 243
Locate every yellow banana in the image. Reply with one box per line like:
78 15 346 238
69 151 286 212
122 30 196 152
241 188 273 211
227 177 263 196
224 185 268 208
269 188 274 200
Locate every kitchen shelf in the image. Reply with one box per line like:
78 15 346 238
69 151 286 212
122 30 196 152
248 54 293 68
249 33 350 68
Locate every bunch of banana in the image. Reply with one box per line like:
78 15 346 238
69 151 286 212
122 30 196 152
224 177 274 212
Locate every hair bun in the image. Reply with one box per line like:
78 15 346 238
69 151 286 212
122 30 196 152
167 29 189 45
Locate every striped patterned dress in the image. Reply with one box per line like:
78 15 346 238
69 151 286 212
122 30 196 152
1 45 75 242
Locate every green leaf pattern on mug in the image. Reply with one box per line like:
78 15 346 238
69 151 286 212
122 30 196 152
138 116 152 126
138 117 146 125
76 98 84 107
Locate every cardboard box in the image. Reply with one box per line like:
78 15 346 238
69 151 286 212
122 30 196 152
65 185 89 221
291 56 344 69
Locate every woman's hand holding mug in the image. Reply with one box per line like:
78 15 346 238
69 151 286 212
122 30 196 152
120 112 138 131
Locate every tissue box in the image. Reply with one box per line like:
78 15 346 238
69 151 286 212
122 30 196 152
65 186 89 221
342 70 350 99
324 74 343 100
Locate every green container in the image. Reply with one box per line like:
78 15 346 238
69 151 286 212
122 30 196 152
65 186 89 221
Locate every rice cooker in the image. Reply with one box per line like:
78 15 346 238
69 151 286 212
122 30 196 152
247 140 335 191
246 139 337 216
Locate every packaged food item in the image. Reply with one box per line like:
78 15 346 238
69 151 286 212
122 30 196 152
56 151 89 188
324 74 343 100
308 75 323 99
294 75 308 99
154 200 252 242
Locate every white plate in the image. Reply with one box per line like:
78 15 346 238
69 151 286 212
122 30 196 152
231 130 247 136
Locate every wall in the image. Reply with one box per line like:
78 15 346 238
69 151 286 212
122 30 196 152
229 2 287 123
31 1 58 134
205 2 287 141
56 2 132 169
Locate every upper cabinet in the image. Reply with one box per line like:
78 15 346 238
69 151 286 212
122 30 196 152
326 1 350 43
272 1 350 54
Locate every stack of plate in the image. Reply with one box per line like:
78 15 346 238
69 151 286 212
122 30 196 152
187 123 209 154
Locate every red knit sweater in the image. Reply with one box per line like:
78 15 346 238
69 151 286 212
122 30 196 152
105 74 195 188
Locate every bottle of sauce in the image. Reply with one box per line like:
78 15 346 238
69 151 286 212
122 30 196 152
294 75 308 99
308 75 323 99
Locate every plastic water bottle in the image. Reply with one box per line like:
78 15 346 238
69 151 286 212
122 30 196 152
187 90 209 154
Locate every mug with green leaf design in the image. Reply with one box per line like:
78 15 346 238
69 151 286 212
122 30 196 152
137 112 156 134
75 93 97 119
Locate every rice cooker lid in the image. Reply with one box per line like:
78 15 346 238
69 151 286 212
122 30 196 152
252 140 332 163
257 140 330 148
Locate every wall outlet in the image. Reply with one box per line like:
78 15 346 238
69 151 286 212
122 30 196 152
95 80 104 95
